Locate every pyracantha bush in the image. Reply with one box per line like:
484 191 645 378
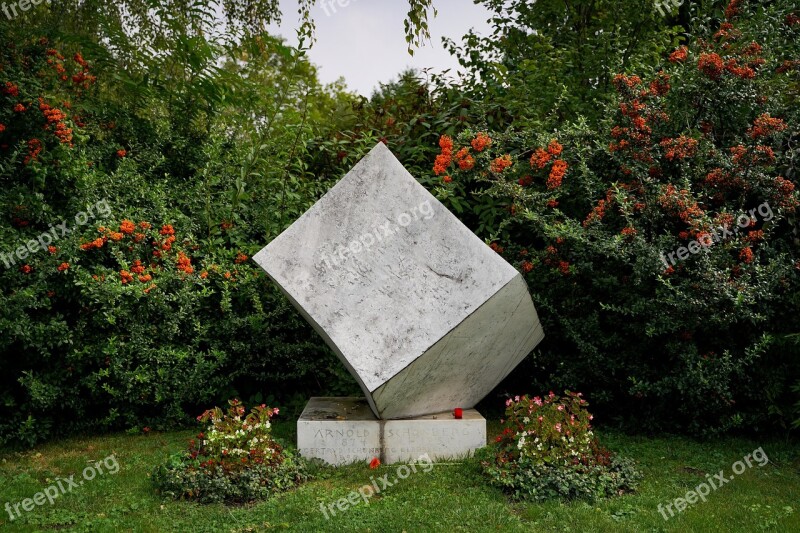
429 0 800 435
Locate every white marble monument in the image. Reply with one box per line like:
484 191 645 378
253 142 544 422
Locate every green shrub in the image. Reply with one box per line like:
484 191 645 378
152 400 310 504
479 392 640 502
429 1 800 434
0 35 357 447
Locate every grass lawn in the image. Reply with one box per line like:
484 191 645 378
0 422 798 532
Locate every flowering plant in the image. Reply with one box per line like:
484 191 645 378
495 391 594 467
191 399 281 469
479 393 640 502
153 400 310 504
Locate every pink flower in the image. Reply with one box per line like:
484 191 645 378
557 405 565 411
555 423 562 432
538 416 543 423
533 396 543 406
589 415 594 420
514 395 520 402
505 398 513 407
273 408 280 415
548 391 555 399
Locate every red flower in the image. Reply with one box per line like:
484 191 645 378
547 140 563 156
74 52 89 68
471 133 492 152
130 260 145 275
490 154 513 173
176 252 194 274
48 246 57 254
748 114 787 139
57 262 70 272
3 82 19 97
0 123 5 133
489 242 504 254
20 265 32 274
725 0 741 20
120 270 134 284
455 147 475 171
13 103 26 113
774 177 795 197
369 457 381 469
160 224 175 236
530 147 551 169
547 160 568 189
649 71 671 96
439 135 454 153
234 252 249 264
660 136 698 161
669 46 688 63
698 53 724 79
739 247 754 264
521 261 534 273
583 199 606 226
613 74 642 91
120 219 136 234
433 152 451 176
442 175 453 184
116 149 127 158
80 237 105 251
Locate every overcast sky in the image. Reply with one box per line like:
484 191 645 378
267 0 493 96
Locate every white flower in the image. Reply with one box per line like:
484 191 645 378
518 436 527 449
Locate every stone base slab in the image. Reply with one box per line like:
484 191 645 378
297 397 486 465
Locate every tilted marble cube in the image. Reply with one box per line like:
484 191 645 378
253 143 544 419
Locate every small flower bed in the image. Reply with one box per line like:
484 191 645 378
478 392 640 502
152 400 310 504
